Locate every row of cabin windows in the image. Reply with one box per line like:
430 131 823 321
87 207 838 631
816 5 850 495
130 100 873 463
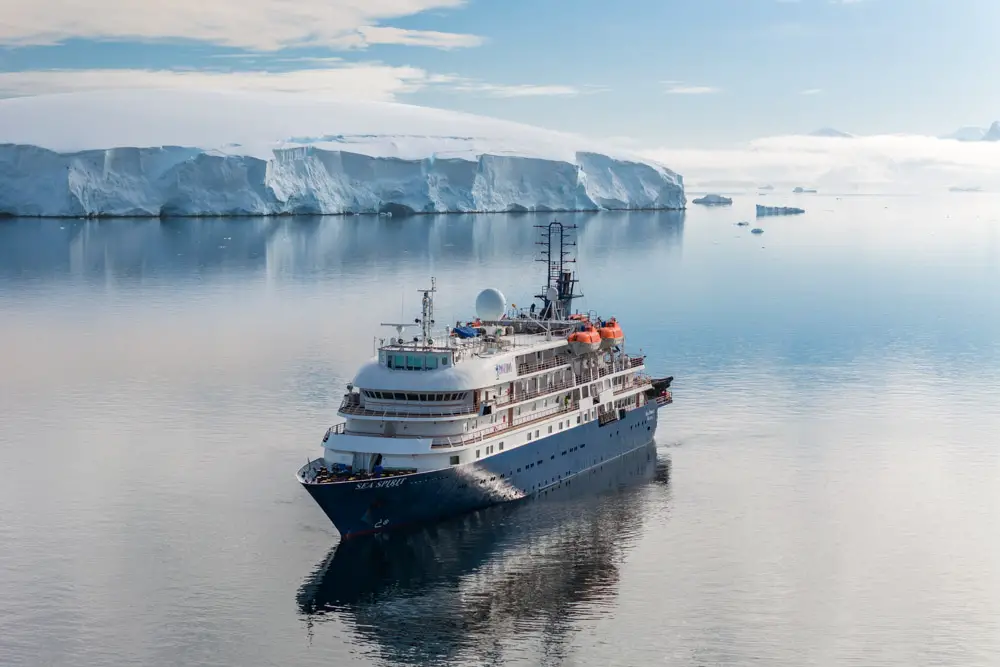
363 390 468 402
381 352 451 371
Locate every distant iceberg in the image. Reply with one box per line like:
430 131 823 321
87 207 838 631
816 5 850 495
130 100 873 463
756 204 805 216
944 121 1000 142
691 194 733 206
0 90 686 218
946 126 987 142
983 121 1000 142
792 187 817 193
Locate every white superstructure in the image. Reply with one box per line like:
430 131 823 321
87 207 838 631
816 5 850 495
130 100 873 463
297 221 674 538
314 252 669 482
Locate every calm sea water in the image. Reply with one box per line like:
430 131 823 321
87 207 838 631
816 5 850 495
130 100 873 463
2 195 999 667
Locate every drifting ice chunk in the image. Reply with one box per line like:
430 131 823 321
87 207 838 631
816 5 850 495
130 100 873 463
691 194 733 206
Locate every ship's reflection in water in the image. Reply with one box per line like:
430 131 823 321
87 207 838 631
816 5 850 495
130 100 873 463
297 442 668 666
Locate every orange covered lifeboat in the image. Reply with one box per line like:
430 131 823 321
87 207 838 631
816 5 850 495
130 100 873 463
598 317 624 350
567 324 601 355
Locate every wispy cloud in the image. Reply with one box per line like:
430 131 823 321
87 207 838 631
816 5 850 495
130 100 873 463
662 81 721 95
0 0 481 51
0 66 593 102
357 26 483 50
800 88 823 95
446 80 603 98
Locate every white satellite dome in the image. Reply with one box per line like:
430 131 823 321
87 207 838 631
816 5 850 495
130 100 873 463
475 288 507 321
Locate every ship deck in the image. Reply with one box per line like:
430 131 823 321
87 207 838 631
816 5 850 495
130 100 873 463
310 467 418 484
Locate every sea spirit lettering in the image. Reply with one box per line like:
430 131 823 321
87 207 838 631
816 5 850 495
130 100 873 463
495 362 513 376
355 477 407 490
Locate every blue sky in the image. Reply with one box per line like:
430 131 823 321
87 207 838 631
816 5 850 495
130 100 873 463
1 0 998 147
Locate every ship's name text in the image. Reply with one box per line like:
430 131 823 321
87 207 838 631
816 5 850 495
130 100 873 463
495 362 513 376
355 478 407 490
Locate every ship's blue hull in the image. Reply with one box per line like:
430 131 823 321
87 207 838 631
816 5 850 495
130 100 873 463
301 403 661 539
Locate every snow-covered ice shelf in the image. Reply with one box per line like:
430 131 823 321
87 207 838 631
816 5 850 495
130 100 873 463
0 90 686 218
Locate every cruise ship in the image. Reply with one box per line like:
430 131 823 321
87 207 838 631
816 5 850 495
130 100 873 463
296 221 674 539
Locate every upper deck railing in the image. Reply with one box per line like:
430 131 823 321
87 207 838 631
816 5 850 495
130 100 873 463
430 400 580 449
518 354 571 377
338 394 474 418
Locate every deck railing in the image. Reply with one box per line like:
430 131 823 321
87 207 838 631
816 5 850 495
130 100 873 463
593 355 645 379
322 422 347 443
431 401 579 449
613 375 653 395
517 354 570 377
493 377 577 408
339 394 474 419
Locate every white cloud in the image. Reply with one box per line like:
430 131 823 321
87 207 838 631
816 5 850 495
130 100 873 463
800 88 823 95
663 82 721 95
447 81 599 98
0 0 481 51
643 133 1000 193
0 66 435 102
357 26 483 49
0 66 592 102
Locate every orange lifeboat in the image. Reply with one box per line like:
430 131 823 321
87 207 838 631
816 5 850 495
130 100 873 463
598 317 624 350
567 324 601 355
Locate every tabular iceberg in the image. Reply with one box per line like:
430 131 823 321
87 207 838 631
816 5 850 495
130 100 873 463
756 204 805 216
0 90 685 218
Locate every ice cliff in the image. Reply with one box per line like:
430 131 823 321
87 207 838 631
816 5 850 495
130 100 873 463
0 90 685 217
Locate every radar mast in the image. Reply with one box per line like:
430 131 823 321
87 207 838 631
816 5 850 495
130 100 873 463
534 221 581 319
